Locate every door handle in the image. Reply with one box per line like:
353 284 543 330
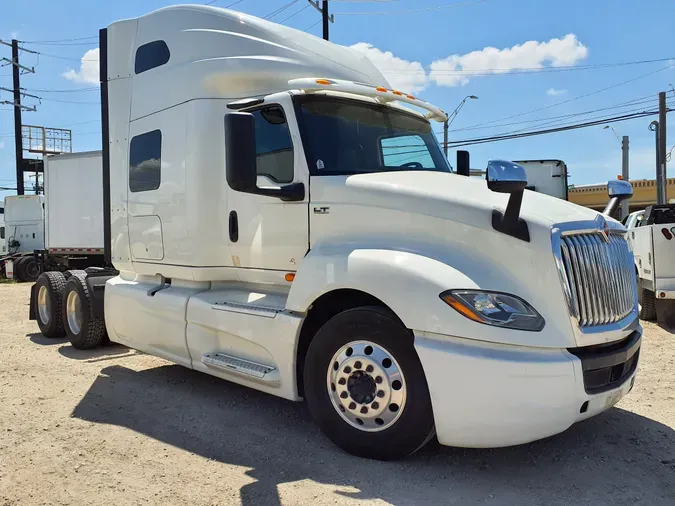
229 211 238 242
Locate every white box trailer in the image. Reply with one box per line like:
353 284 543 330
514 159 569 200
1 195 45 280
1 151 105 282
44 151 104 256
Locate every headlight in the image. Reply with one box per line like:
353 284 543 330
440 290 545 331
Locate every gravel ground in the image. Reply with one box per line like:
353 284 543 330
0 282 674 506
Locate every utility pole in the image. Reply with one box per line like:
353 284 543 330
650 120 661 203
443 119 449 157
658 91 668 204
308 0 334 40
0 39 38 195
11 40 24 195
621 135 629 219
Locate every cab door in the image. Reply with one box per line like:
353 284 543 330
227 97 309 271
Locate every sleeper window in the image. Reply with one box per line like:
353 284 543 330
252 107 294 184
129 130 162 192
135 40 170 74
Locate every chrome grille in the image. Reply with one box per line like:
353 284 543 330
559 232 635 327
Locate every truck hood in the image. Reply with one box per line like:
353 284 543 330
308 171 614 349
330 171 601 230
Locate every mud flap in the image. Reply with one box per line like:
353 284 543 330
656 300 675 330
29 283 37 321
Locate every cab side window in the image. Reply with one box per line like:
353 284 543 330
0 227 4 240
251 107 294 184
129 130 162 192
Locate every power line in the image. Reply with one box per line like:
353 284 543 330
40 97 100 105
447 108 672 148
25 87 98 93
304 20 322 31
336 0 488 15
444 94 659 134
35 52 98 62
381 56 675 76
278 4 311 24
20 36 97 44
456 64 673 132
266 0 301 20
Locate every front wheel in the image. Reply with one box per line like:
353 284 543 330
303 306 434 460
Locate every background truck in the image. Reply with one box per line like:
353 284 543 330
515 159 569 200
30 4 640 461
468 158 569 200
627 204 675 321
40 151 105 272
1 151 104 282
1 195 45 281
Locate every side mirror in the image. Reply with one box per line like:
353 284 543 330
456 150 470 177
603 180 633 217
225 112 258 194
486 159 528 193
486 159 529 242
224 112 305 202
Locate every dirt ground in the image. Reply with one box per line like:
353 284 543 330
0 283 673 506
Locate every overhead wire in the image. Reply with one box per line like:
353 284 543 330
380 57 675 76
455 64 674 131
278 4 311 24
336 0 489 15
446 107 673 148
265 0 301 20
442 94 660 134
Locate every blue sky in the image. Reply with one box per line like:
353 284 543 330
1 0 674 200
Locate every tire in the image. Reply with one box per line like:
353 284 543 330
638 280 657 321
62 272 106 350
21 256 41 282
303 306 434 460
34 271 67 338
13 257 28 282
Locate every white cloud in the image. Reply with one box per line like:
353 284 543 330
0 141 4 150
429 34 588 87
349 42 428 93
62 48 100 85
547 88 568 96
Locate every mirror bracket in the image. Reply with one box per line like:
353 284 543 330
486 160 530 242
492 190 530 242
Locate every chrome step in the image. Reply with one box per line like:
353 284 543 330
211 301 282 318
202 352 276 379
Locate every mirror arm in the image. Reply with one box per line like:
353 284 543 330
492 189 530 242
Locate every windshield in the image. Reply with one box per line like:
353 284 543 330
294 95 450 176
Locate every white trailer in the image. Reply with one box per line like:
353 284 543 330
514 159 569 200
41 151 105 271
627 204 675 320
30 5 641 460
2 195 45 281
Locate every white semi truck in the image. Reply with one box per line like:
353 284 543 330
30 5 640 460
1 151 105 282
626 204 675 321
2 195 45 281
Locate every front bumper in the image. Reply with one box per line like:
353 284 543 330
414 328 641 448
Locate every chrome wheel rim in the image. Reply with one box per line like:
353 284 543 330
327 340 407 432
37 285 51 324
66 290 83 335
